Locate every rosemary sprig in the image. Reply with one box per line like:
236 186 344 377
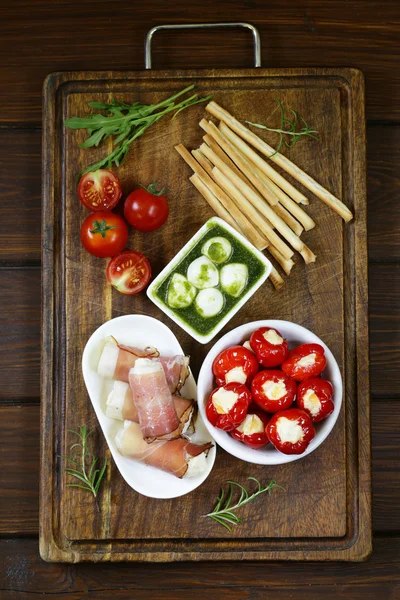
203 477 279 532
59 425 108 498
246 98 318 157
65 85 212 174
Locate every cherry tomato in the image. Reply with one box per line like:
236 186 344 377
106 250 151 295
80 211 128 258
266 408 315 455
281 343 327 381
230 411 271 449
251 369 297 413
206 382 252 432
297 377 334 422
78 170 122 211
124 182 169 232
250 327 289 367
213 345 259 387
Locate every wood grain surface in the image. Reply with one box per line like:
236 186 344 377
40 68 369 562
0 0 399 596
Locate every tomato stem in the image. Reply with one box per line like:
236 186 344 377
90 219 117 239
141 181 165 197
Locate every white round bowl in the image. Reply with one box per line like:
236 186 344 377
197 320 342 465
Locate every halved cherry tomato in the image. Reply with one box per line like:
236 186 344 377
266 408 315 455
213 345 259 387
78 170 122 211
250 327 289 367
124 182 169 232
230 411 271 449
281 343 326 381
297 377 334 422
106 250 151 295
206 382 251 431
80 211 128 258
251 369 297 413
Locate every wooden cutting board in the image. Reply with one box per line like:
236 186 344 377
41 67 371 562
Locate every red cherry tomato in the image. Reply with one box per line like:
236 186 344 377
266 408 315 455
206 382 251 432
124 182 169 232
80 211 128 258
281 343 327 381
230 411 271 449
251 370 297 413
213 345 259 387
297 377 334 422
250 327 289 367
78 170 122 211
106 250 151 295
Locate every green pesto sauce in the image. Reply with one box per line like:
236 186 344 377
153 224 267 336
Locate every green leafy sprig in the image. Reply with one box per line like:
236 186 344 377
65 85 212 174
203 477 279 532
246 98 318 157
59 426 108 499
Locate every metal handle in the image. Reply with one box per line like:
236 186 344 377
145 22 261 69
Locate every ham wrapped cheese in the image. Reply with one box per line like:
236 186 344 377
106 380 196 436
115 421 212 478
98 338 189 393
129 358 180 442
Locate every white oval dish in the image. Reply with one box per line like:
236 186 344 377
82 314 216 499
197 320 342 466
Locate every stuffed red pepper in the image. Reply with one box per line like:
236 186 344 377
266 408 315 455
281 343 326 381
206 382 251 431
230 411 270 449
249 326 289 367
212 345 259 387
251 369 297 413
297 377 334 422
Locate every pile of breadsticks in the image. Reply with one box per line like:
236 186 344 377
175 101 353 289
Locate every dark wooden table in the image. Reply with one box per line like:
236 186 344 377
1 1 399 597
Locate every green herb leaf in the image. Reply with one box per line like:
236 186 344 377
65 85 212 174
203 478 280 532
246 98 319 157
58 426 108 499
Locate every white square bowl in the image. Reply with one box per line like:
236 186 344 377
147 217 272 344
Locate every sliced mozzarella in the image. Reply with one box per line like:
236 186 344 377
225 366 247 384
97 340 119 378
202 236 232 264
195 288 224 318
130 357 163 375
243 340 255 353
187 256 219 289
276 417 304 444
212 387 239 414
302 388 321 417
167 273 197 309
236 413 264 435
263 329 283 345
184 452 208 478
220 263 248 298
297 353 316 368
262 379 287 400
106 381 130 421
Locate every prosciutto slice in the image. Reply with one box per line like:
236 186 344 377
98 338 159 381
129 358 180 442
97 338 189 393
158 355 190 394
115 421 212 478
106 380 196 436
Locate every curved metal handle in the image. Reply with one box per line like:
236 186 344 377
145 22 261 69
